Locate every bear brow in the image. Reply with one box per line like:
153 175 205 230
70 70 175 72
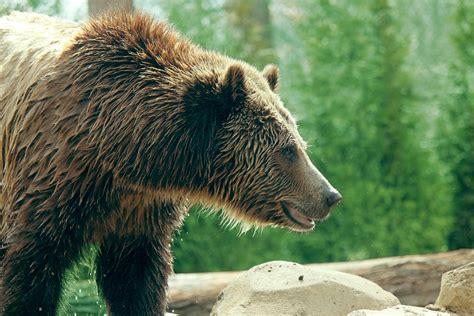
279 111 307 150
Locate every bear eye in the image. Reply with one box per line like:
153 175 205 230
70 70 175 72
281 145 297 162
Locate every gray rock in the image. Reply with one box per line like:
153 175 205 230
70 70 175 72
431 262 474 315
211 261 399 315
349 304 456 316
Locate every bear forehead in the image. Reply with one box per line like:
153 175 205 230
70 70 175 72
238 95 305 146
245 90 295 126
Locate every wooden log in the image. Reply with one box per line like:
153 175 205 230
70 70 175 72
167 249 474 315
309 249 474 307
167 271 238 315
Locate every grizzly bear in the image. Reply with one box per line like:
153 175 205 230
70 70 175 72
0 11 341 316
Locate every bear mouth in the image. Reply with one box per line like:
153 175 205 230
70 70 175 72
281 202 315 231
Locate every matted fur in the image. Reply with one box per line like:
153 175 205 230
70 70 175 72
0 11 340 315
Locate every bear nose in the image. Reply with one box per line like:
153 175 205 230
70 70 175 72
326 190 342 208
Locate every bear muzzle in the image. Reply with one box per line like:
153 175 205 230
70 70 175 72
280 188 341 232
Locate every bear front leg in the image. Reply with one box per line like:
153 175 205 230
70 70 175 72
0 226 84 315
96 234 173 316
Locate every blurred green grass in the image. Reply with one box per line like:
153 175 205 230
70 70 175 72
61 280 105 316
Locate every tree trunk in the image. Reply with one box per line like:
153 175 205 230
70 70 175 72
225 0 275 68
88 0 133 16
167 249 474 315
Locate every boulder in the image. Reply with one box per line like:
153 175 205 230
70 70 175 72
431 262 474 315
211 261 399 315
349 304 455 315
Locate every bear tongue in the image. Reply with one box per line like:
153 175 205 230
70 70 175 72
282 203 315 229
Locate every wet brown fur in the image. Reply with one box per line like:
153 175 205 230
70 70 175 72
0 11 337 315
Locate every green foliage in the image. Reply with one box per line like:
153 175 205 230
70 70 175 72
438 0 474 249
61 280 106 316
0 0 60 15
159 0 236 53
172 208 295 272
59 246 107 315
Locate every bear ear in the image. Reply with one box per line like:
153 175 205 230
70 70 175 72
221 63 247 106
262 64 280 92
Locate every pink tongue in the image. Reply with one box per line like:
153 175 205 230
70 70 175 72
288 206 312 225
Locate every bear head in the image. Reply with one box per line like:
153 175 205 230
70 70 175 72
183 62 341 232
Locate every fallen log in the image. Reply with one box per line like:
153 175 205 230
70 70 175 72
167 249 474 315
